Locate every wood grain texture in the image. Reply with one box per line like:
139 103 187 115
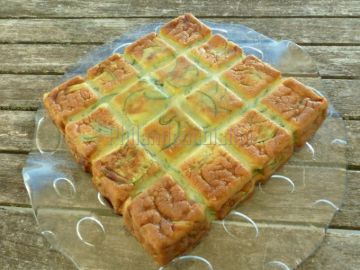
0 1 359 268
0 0 359 18
1 75 359 118
0 154 29 206
1 207 359 270
0 18 359 44
0 110 35 152
0 207 76 270
331 170 360 229
0 44 358 77
1 151 359 229
0 75 61 110
0 110 359 166
298 229 360 270
346 120 360 168
321 79 360 120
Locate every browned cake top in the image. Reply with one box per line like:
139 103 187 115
92 139 161 185
180 145 251 204
87 54 139 94
221 55 281 99
43 13 328 266
125 175 208 245
44 76 98 131
224 110 292 166
160 13 211 48
190 34 243 71
262 78 328 127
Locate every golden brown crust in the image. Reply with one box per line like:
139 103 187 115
92 140 161 214
124 175 210 265
112 80 169 126
180 145 252 219
221 55 281 99
225 110 293 180
64 106 124 172
87 54 139 94
142 107 202 161
152 55 208 95
185 80 244 126
219 177 257 217
190 34 243 71
159 13 211 48
261 78 328 146
125 32 176 71
43 76 98 132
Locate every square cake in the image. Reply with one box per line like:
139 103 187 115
43 13 328 265
221 55 281 100
124 32 176 72
92 139 162 214
189 34 244 72
180 144 254 219
123 175 210 265
87 54 139 95
64 105 125 172
222 109 293 181
259 78 328 147
150 55 208 95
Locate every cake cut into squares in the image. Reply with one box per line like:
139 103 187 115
151 56 208 96
142 107 202 162
180 144 254 219
64 105 125 172
42 13 329 266
189 34 244 72
221 55 281 100
43 76 98 133
112 80 169 126
87 54 139 95
159 13 211 49
92 139 162 214
123 175 210 265
125 32 176 72
184 80 244 127
261 78 328 147
223 109 293 181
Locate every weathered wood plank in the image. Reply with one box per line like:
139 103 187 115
331 170 360 229
0 110 35 152
0 18 359 44
0 44 358 77
321 79 360 120
0 0 359 18
0 75 61 110
0 207 76 270
306 46 360 79
2 150 359 228
0 154 29 206
0 44 94 74
1 76 359 119
298 229 360 270
1 207 359 270
346 120 360 168
0 110 359 165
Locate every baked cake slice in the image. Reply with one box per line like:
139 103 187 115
123 175 210 265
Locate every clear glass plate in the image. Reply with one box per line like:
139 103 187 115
22 21 347 270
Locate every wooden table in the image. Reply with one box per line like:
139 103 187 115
0 1 359 269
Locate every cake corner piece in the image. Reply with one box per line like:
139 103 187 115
123 174 210 265
159 13 212 49
260 77 328 147
43 75 98 133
